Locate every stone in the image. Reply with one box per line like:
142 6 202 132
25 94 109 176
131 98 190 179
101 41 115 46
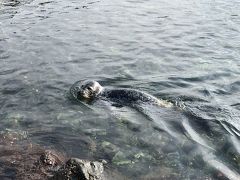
51 158 104 180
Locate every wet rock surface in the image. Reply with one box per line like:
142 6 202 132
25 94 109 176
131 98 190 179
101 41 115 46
16 148 65 180
0 131 66 180
51 158 104 180
0 131 113 180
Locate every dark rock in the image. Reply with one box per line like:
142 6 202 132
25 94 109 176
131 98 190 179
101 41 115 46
0 131 66 179
16 148 65 180
39 150 64 166
51 158 104 180
0 131 110 180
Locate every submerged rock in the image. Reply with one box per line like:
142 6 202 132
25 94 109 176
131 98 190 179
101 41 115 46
112 151 132 166
51 158 104 180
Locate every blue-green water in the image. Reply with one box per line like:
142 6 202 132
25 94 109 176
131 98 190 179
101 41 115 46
0 0 239 179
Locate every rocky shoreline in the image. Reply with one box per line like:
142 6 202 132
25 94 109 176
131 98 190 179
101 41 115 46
0 130 120 180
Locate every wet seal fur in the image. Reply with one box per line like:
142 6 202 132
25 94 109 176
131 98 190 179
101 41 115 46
70 80 172 108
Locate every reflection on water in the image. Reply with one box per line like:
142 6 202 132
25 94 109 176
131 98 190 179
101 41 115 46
0 0 240 179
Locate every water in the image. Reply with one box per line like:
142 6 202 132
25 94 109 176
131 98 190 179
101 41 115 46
0 0 240 179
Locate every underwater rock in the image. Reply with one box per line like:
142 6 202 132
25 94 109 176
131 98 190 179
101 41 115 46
112 151 132 166
99 141 120 160
139 166 181 180
3 112 25 128
51 158 104 180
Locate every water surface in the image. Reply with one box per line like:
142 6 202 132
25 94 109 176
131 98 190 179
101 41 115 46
0 0 240 179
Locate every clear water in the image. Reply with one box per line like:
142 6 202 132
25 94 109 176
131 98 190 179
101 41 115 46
0 0 240 179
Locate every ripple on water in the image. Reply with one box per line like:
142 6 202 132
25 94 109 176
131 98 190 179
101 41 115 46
0 0 240 179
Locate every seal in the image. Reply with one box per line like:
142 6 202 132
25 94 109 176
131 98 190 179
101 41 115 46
70 80 172 108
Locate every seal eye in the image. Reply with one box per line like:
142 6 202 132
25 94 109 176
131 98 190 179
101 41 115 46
87 87 93 91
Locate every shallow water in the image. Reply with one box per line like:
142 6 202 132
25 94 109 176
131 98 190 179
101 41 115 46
0 0 240 179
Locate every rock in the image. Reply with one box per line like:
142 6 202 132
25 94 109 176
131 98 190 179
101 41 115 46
112 151 132 166
16 148 65 180
51 158 104 180
0 130 66 179
39 150 64 166
0 130 109 180
100 141 119 158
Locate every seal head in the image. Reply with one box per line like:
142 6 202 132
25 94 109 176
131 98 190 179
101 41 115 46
70 80 104 100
